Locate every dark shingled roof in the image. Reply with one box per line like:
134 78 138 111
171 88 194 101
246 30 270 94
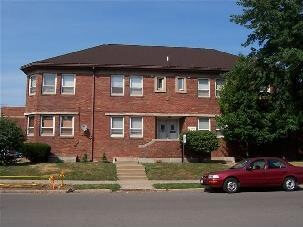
21 44 238 72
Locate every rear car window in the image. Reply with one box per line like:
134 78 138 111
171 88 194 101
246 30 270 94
268 159 286 169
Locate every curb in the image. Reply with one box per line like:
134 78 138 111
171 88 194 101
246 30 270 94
0 189 112 193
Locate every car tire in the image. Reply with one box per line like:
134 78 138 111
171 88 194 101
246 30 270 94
282 177 297 191
223 177 239 193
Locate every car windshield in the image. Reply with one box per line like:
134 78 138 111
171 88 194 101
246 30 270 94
230 159 249 169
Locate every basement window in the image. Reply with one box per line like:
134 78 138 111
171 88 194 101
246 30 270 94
60 115 74 136
110 117 124 137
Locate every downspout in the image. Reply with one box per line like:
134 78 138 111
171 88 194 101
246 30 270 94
91 67 96 162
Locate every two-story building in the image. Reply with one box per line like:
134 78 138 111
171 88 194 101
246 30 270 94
19 44 238 162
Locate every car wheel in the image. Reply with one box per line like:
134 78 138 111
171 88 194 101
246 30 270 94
223 177 239 193
283 177 297 191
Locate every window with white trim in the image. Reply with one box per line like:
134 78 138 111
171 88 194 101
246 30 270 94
198 79 210 97
130 76 143 96
61 74 75 94
42 73 56 94
216 126 224 138
155 76 166 92
110 117 124 137
130 117 143 138
111 75 124 96
60 116 74 136
215 79 224 97
29 75 37 95
176 77 186 92
198 117 210 131
40 115 55 136
27 115 34 136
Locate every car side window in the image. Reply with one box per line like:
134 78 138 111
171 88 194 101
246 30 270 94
268 159 286 169
250 159 266 170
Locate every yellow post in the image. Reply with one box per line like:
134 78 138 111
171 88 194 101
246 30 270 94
59 171 65 187
49 175 56 190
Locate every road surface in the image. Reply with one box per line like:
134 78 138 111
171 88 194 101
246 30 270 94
1 190 303 227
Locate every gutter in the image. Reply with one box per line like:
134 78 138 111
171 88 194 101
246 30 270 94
91 67 96 161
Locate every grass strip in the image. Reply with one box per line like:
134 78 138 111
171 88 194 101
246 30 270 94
73 184 121 192
153 183 203 190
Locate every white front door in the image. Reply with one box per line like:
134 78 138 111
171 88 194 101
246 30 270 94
157 118 179 139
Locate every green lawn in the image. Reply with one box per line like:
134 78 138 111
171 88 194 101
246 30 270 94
144 163 228 180
153 183 203 190
74 184 120 191
0 163 117 181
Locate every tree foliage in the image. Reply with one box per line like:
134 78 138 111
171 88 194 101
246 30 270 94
180 131 219 154
0 117 25 165
217 0 303 151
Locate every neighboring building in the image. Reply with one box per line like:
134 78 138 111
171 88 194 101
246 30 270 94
0 106 26 131
16 44 237 162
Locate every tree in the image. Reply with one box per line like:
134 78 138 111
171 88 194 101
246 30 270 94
217 0 303 155
0 117 25 165
180 131 219 154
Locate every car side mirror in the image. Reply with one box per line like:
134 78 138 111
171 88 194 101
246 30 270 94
246 166 252 171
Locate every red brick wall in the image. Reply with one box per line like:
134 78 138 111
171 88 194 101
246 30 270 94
24 71 232 161
1 106 26 132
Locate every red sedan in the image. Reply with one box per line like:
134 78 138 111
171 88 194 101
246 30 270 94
200 157 303 193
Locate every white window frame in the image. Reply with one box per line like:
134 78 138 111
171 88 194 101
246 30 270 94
110 116 124 138
130 75 143 96
216 126 224 138
40 115 55 136
111 75 125 96
42 73 57 95
60 115 74 137
154 76 166 92
61 74 76 95
27 115 35 136
198 78 210 97
28 75 37 96
215 79 224 98
198 117 211 131
176 76 186 93
130 117 143 138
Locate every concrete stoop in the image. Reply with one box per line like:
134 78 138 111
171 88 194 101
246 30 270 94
116 161 153 190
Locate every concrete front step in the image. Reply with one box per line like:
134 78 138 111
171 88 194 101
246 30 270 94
119 177 148 180
116 166 145 170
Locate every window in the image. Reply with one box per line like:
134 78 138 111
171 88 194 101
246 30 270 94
111 75 124 96
198 117 210 131
268 159 286 169
176 77 186 92
130 117 143 138
40 115 55 136
42 73 56 94
250 159 266 170
27 115 34 136
29 75 37 95
130 76 143 96
61 74 75 94
215 79 224 97
110 117 124 137
216 126 224 138
155 76 166 92
198 79 210 97
60 116 74 136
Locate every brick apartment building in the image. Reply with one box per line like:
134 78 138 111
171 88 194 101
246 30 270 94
2 44 239 162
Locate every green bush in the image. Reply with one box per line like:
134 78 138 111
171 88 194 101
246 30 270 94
0 117 25 165
22 143 51 163
81 153 89 162
180 131 219 154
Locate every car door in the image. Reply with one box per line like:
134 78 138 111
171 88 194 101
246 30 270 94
265 159 288 186
242 159 267 187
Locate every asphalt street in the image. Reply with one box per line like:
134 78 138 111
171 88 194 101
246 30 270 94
1 190 303 227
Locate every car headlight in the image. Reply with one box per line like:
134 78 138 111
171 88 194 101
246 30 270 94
208 175 220 179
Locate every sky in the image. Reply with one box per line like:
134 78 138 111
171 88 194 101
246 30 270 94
0 0 251 106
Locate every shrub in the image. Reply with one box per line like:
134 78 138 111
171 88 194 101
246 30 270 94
0 117 25 165
180 131 219 154
22 143 51 163
101 153 109 163
81 153 89 162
